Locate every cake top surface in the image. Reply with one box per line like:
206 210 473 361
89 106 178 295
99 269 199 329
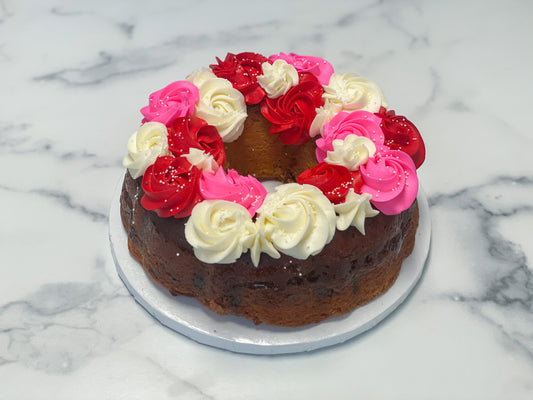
123 51 425 267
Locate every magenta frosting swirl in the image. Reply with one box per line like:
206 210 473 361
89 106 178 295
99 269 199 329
359 149 418 215
269 52 334 85
141 81 200 126
316 110 385 163
199 168 267 216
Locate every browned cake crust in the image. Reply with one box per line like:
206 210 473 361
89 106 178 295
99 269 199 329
120 172 419 327
224 105 318 182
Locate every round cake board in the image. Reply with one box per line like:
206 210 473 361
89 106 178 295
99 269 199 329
109 176 431 355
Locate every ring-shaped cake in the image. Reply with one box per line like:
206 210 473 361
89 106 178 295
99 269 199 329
120 52 426 327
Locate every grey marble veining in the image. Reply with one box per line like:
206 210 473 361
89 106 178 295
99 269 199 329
0 257 153 374
428 175 533 360
1 0 533 398
34 50 176 86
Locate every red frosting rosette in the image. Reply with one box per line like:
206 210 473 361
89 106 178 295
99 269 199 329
141 156 203 218
350 170 365 194
167 116 226 166
260 72 324 145
297 162 354 204
210 52 270 105
375 107 425 169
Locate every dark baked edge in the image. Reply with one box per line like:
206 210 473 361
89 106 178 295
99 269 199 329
120 172 419 327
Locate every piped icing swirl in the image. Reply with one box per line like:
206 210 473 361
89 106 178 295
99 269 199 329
269 52 334 85
360 149 418 215
187 69 247 143
126 51 425 266
182 148 218 173
123 122 171 179
141 156 202 219
140 81 199 126
257 59 299 99
316 110 385 162
199 168 267 217
210 52 269 105
334 189 378 233
185 200 257 264
323 72 386 113
324 134 376 171
255 183 336 260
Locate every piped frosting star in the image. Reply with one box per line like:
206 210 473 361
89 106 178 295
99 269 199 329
334 189 379 234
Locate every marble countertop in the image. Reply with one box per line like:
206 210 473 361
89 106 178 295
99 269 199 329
2 0 532 398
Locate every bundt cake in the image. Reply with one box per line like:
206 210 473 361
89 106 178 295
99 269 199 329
120 52 425 327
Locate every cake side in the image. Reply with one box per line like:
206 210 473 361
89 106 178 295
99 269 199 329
120 172 418 326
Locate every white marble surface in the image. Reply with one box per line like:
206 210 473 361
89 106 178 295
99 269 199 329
1 0 532 398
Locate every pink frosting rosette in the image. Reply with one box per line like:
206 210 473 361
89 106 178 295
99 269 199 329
199 168 267 216
141 81 200 126
269 52 334 85
316 110 386 163
359 149 418 215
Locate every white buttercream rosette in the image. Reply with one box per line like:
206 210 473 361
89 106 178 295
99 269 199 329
185 200 257 264
123 122 171 179
255 184 336 259
187 68 247 143
185 183 340 267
